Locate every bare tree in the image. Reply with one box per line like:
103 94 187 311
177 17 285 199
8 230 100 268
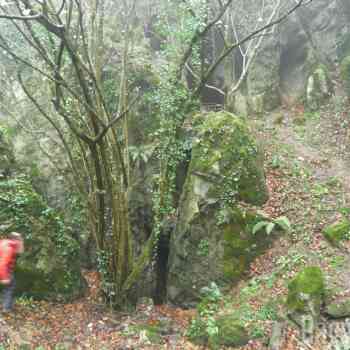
0 0 140 306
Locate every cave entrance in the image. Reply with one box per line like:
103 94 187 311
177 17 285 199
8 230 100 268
154 228 171 304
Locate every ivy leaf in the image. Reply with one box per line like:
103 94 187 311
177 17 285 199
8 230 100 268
274 216 291 232
252 221 270 235
266 222 275 235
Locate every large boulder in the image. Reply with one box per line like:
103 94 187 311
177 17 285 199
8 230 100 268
286 267 325 339
0 176 86 300
167 111 269 305
228 0 346 110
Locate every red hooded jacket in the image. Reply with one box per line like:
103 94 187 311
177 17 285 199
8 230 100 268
0 239 21 282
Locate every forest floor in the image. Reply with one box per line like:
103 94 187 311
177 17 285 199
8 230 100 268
2 84 350 349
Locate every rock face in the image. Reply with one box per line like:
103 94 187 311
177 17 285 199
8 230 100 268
167 111 269 305
229 0 349 113
247 36 281 114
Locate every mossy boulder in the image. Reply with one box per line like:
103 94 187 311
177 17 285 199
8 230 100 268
322 219 350 246
325 299 350 318
0 176 86 300
189 112 268 205
306 65 333 111
167 112 269 305
340 56 350 98
188 315 249 349
287 266 325 317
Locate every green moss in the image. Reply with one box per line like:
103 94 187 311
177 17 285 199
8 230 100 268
0 177 85 300
0 264 83 300
325 299 350 318
340 56 350 98
286 267 325 313
191 112 268 206
222 209 270 281
210 315 249 348
323 219 350 245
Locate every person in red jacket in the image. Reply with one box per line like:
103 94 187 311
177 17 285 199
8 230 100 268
0 233 24 312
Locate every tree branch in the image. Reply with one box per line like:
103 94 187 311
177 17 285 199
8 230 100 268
94 93 141 143
177 0 234 80
193 0 312 98
0 13 41 21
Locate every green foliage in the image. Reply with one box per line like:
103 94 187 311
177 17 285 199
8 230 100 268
311 183 329 197
200 282 222 304
16 295 35 308
252 216 291 235
275 252 306 272
186 283 253 349
96 249 116 301
186 282 222 343
329 255 346 269
129 144 156 166
271 155 282 169
197 239 209 257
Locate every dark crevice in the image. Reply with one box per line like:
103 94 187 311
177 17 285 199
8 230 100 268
154 226 171 304
154 148 192 304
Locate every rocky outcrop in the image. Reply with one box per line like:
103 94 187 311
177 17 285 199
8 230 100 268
230 0 349 113
167 111 269 305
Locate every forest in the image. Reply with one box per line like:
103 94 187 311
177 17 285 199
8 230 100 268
0 0 350 349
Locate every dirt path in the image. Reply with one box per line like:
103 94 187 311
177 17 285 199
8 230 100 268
274 113 350 195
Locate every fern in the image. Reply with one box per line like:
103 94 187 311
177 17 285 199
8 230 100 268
252 216 291 235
